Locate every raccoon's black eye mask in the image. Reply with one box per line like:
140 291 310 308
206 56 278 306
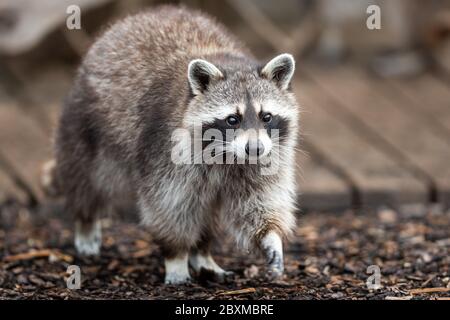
201 117 237 143
265 115 290 141
201 112 290 144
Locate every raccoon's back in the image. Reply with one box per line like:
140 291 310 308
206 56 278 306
83 5 247 98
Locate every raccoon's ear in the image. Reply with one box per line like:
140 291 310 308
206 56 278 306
188 59 224 95
261 53 295 90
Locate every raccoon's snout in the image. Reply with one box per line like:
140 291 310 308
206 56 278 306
234 132 272 160
245 140 264 157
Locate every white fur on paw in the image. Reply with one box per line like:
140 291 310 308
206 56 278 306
75 220 101 256
165 254 191 284
261 231 284 280
165 273 191 285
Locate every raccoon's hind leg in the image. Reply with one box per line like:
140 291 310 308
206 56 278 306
164 253 190 285
67 187 103 256
160 245 191 285
189 233 233 282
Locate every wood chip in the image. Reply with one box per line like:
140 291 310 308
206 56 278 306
107 259 120 271
122 265 147 275
305 265 320 274
218 288 256 296
4 249 73 263
134 240 150 249
385 295 413 300
243 265 259 278
131 248 151 258
410 287 450 295
421 275 435 287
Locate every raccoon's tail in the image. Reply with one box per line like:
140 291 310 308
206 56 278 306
41 159 62 197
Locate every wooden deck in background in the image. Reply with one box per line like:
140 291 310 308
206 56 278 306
0 60 449 211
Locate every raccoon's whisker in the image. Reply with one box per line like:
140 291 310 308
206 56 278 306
274 147 308 157
191 149 208 163
268 150 304 175
270 148 304 171
271 144 309 157
211 147 233 157
190 146 233 164
193 139 233 145
211 153 228 160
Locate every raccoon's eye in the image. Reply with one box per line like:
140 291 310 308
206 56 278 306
226 115 240 126
262 113 272 123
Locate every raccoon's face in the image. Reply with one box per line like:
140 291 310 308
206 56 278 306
185 53 298 163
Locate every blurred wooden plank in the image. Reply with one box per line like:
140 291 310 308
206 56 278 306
22 67 71 127
0 164 27 204
4 63 72 136
0 88 52 203
0 63 70 205
388 74 450 142
226 0 292 51
0 0 112 55
296 145 352 211
304 65 450 205
0 88 32 204
295 77 428 207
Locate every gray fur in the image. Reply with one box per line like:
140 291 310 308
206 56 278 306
53 5 300 283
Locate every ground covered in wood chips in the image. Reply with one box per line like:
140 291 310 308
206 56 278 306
0 202 449 300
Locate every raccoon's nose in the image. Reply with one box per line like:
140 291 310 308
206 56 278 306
245 140 265 157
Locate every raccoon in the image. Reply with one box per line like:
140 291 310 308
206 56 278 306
52 5 300 284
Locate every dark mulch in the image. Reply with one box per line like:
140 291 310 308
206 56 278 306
0 201 449 300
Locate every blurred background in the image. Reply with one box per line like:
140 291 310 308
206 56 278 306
0 0 450 212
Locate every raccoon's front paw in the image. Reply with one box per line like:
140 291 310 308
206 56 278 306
261 231 284 281
265 249 284 280
164 273 192 285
